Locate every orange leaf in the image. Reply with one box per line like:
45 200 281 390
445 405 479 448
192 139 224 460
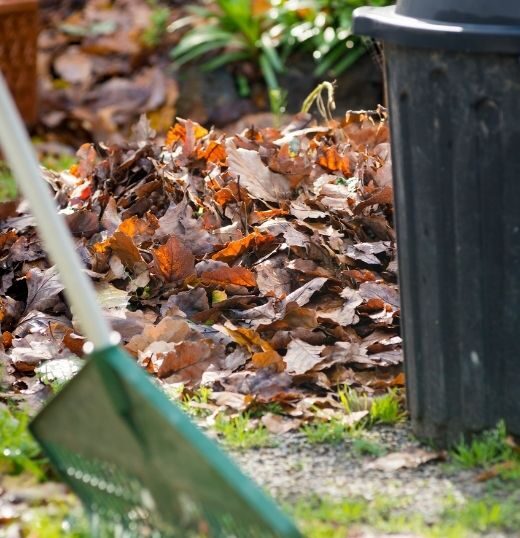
252 350 285 372
166 121 208 145
250 209 288 224
318 147 351 175
110 231 143 269
212 231 275 263
201 266 256 287
0 230 17 251
2 331 12 350
223 326 273 353
197 140 227 165
151 236 195 282
214 188 237 207
118 215 156 239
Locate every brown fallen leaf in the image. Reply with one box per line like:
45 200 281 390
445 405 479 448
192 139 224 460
151 236 195 282
227 143 291 202
283 277 328 307
23 267 64 315
158 340 217 382
62 330 86 356
252 350 285 372
212 231 275 264
127 318 192 354
367 449 445 471
283 339 326 375
109 231 144 270
476 461 518 482
201 266 257 288
212 391 248 412
221 324 274 354
354 185 394 214
261 413 302 434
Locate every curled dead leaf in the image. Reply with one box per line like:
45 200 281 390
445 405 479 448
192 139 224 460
212 231 275 264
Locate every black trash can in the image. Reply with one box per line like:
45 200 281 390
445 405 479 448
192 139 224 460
353 1 520 446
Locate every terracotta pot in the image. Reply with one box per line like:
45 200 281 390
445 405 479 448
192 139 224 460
0 0 38 125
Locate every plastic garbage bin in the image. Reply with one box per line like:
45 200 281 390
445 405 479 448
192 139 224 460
353 0 520 446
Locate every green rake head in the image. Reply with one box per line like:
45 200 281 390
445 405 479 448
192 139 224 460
30 346 302 538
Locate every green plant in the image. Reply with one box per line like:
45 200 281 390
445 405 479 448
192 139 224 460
442 496 520 535
170 1 392 113
181 386 212 417
171 0 284 96
337 385 370 414
0 405 47 479
301 419 348 444
14 505 89 538
275 0 392 78
351 436 386 457
248 401 285 418
451 421 516 469
215 413 272 449
293 494 520 538
369 389 406 425
41 153 76 172
142 5 170 47
0 163 16 201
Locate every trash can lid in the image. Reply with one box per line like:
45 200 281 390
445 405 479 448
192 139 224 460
353 0 520 53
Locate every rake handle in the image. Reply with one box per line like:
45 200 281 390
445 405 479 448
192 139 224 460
0 72 113 350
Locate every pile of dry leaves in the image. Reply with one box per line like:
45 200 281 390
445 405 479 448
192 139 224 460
0 109 402 424
38 0 180 146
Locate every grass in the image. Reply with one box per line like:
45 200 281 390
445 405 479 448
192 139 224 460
301 419 349 445
180 386 213 418
450 420 516 469
41 153 76 172
215 413 272 450
248 402 285 418
142 5 170 47
293 494 520 538
369 389 407 425
350 437 386 457
338 386 406 426
0 164 16 201
337 385 370 414
0 405 47 479
300 387 406 446
15 505 89 538
0 153 76 202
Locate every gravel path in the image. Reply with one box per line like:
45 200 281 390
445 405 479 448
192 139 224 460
226 423 518 537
